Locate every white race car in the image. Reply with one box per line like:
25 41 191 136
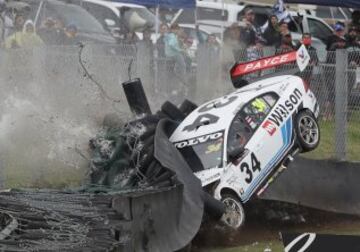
170 46 320 229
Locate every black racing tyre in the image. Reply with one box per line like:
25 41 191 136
161 101 186 121
295 110 320 153
220 193 245 229
179 99 198 116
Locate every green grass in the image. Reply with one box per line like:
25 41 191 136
303 110 360 161
3 152 86 189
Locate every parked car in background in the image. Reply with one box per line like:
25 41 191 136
172 1 245 24
170 1 333 54
24 0 116 44
75 0 159 34
297 5 352 26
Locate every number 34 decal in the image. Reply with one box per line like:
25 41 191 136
240 153 261 184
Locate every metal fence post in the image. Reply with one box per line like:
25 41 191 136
335 49 348 161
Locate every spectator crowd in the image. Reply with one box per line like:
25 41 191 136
1 2 360 86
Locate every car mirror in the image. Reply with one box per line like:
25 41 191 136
228 146 245 164
105 19 116 27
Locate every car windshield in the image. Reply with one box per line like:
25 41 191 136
177 136 224 171
43 2 106 34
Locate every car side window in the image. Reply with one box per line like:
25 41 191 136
242 97 272 130
227 93 278 158
288 17 302 33
227 112 253 156
316 7 344 19
198 7 228 21
308 18 332 42
82 2 119 29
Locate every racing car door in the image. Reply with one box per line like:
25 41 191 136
225 93 280 202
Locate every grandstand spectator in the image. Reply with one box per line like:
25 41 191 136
63 24 78 45
225 23 246 62
246 37 266 78
38 17 56 44
138 28 153 52
164 23 186 78
345 27 360 49
4 19 43 49
326 21 346 51
263 15 281 47
297 33 319 84
240 8 263 46
156 23 168 58
276 33 294 54
279 21 290 37
206 34 220 52
21 20 43 48
349 10 360 34
38 17 67 45
13 14 25 33
275 34 295 72
124 31 137 44
177 29 192 72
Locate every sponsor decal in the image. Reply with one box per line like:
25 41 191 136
206 139 223 154
262 88 302 135
231 51 297 77
174 131 223 149
204 173 221 183
231 45 309 79
262 120 277 136
282 232 360 252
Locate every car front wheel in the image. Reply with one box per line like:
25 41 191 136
220 193 245 229
295 110 320 152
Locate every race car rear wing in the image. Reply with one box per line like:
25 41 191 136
230 45 310 89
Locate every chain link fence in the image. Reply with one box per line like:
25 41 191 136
0 44 359 187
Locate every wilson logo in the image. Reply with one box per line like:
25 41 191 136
262 120 277 136
263 88 303 135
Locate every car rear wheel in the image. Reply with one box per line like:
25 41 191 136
220 194 245 229
295 110 320 152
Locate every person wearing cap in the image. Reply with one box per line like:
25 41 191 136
326 21 346 51
240 8 263 46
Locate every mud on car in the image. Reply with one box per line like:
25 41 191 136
170 46 320 229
